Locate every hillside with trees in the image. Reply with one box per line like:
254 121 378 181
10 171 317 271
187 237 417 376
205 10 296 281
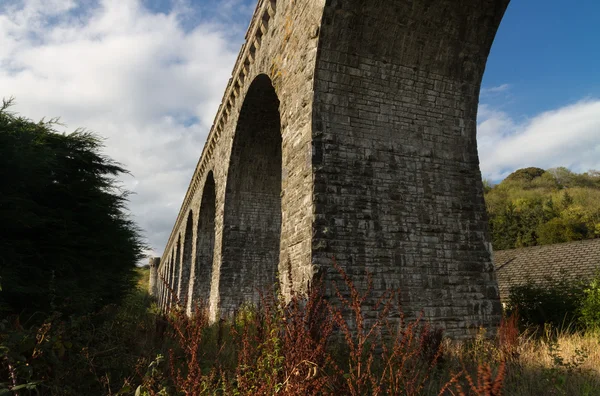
485 167 600 251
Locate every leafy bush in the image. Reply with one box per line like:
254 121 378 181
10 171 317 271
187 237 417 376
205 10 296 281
506 278 586 330
579 275 600 330
506 275 600 332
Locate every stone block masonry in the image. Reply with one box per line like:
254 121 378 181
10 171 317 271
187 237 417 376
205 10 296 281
148 257 160 297
156 0 511 338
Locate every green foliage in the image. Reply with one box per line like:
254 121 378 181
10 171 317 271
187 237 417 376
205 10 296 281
486 167 600 250
506 275 600 332
0 272 160 395
579 275 600 330
506 277 586 329
0 99 145 316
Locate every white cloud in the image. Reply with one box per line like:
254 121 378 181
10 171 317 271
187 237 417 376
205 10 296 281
480 83 510 96
478 100 600 181
0 0 242 256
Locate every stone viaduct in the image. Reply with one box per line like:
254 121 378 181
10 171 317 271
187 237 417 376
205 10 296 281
152 0 511 338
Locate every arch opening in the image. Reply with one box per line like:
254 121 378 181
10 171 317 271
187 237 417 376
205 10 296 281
220 74 283 313
164 257 172 308
179 212 194 305
193 172 217 304
169 255 175 307
172 238 181 306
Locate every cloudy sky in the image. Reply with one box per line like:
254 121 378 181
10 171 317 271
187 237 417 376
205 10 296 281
1 0 599 256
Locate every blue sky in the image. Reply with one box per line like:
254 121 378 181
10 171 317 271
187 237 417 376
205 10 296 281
482 0 600 118
1 0 599 255
476 0 600 181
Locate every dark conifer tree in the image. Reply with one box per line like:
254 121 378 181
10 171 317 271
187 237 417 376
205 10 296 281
0 99 146 316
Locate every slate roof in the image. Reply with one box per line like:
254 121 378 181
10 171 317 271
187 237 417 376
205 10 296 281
493 238 600 301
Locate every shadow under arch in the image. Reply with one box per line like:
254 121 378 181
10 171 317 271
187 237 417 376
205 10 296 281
172 236 181 306
219 74 283 314
179 210 194 305
193 171 217 305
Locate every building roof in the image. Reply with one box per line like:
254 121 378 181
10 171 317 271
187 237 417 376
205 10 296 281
493 238 600 301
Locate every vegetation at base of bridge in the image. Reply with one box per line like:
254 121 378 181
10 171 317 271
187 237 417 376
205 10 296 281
485 167 600 250
3 265 600 395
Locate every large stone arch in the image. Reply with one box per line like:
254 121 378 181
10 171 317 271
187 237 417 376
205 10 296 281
158 262 164 307
163 256 170 308
164 256 170 307
170 253 176 306
161 261 168 307
219 74 283 314
191 171 217 307
179 211 194 305
162 257 169 307
171 237 181 305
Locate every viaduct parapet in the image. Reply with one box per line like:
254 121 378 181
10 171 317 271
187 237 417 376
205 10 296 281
155 0 510 338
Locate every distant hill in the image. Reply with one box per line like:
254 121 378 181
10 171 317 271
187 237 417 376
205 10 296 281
485 167 600 251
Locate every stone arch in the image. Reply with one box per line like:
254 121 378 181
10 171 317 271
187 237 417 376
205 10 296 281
179 211 194 305
161 259 166 308
220 74 283 314
158 263 164 306
172 238 181 305
163 259 169 308
164 254 173 308
192 172 217 305
162 257 169 309
169 254 176 306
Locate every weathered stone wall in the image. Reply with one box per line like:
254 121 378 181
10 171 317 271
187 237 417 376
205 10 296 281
148 257 160 297
156 0 510 338
311 0 509 337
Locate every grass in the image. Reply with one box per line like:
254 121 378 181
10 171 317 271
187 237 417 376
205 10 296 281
418 329 600 395
501 329 600 395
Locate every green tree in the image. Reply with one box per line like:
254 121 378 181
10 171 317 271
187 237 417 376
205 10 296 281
0 99 145 316
561 191 574 208
503 167 546 184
